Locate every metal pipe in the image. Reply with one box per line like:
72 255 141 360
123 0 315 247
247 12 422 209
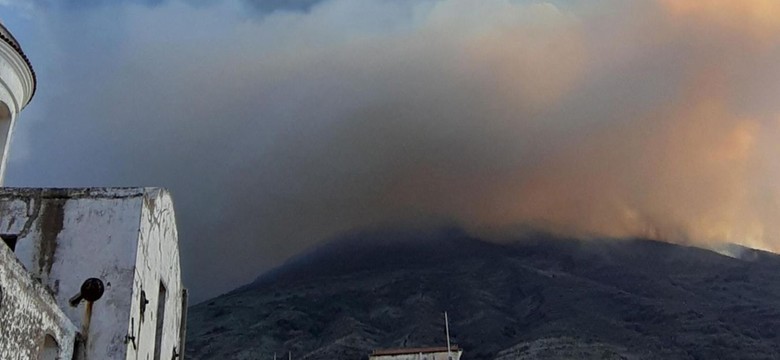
445 312 452 360
82 301 93 336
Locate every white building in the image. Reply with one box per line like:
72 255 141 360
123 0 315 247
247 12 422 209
0 22 187 360
370 346 463 360
0 22 34 184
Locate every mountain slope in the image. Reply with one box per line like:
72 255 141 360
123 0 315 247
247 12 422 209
186 228 780 360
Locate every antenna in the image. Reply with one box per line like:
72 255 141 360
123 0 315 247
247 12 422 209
273 353 276 360
288 351 291 360
445 311 452 360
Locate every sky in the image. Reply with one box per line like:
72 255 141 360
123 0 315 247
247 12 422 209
2 0 780 302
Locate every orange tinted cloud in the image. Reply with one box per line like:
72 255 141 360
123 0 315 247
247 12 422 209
660 0 780 43
39 0 780 298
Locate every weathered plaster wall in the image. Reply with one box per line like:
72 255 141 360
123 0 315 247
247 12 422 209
0 239 77 360
0 188 143 359
0 188 186 359
370 350 464 360
126 189 185 360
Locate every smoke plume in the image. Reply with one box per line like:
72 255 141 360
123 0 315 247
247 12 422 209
6 0 780 300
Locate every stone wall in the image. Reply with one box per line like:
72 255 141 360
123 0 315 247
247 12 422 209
0 239 77 359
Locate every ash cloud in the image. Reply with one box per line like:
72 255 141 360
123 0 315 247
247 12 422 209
6 0 780 301
26 0 326 13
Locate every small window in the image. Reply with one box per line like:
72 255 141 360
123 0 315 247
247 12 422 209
178 288 189 356
39 334 59 360
153 282 167 360
1 234 17 252
0 102 12 179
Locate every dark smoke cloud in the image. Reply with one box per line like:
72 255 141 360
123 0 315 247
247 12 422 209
243 0 325 13
26 0 325 13
5 0 780 301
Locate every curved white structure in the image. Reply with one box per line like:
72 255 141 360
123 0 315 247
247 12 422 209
0 22 35 184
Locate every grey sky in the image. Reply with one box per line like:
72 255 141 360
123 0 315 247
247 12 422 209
4 0 780 302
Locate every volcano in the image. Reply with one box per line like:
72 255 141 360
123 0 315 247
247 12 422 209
186 228 780 359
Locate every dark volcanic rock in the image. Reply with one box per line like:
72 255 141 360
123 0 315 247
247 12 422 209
186 228 780 360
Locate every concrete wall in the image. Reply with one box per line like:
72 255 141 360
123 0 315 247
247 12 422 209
125 189 185 360
0 188 143 359
370 350 463 360
0 239 78 360
0 188 186 360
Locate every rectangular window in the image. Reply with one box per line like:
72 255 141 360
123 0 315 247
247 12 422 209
154 282 167 360
178 288 189 356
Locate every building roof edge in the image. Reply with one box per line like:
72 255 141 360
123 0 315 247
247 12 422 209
0 23 36 106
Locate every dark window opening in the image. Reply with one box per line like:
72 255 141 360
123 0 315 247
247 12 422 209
1 234 17 252
40 334 59 360
154 282 167 360
178 288 189 357
0 102 12 171
72 333 86 360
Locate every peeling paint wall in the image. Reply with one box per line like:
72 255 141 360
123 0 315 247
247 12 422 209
0 239 77 360
0 188 186 360
369 350 464 360
126 189 185 360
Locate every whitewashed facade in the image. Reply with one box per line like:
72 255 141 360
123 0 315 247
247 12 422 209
370 347 463 360
0 188 188 359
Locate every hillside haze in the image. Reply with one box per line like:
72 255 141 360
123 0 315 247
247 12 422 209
186 228 780 359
